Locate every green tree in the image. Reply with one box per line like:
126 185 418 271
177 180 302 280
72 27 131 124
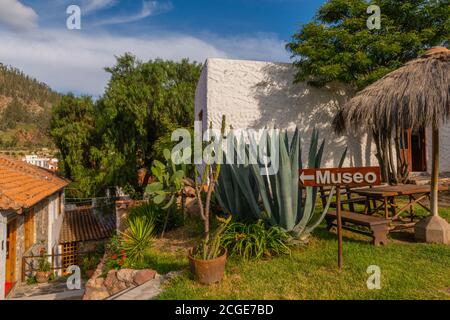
287 0 449 184
50 94 100 197
0 98 29 130
50 55 201 197
287 0 449 89
94 54 201 195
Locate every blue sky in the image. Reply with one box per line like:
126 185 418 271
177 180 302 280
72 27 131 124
0 0 326 95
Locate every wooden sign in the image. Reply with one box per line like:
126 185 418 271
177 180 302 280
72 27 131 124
298 166 381 269
299 166 381 188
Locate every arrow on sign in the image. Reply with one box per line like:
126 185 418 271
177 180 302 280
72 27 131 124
300 171 315 184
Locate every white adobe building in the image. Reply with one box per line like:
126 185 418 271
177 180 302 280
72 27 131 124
195 58 450 174
22 155 58 171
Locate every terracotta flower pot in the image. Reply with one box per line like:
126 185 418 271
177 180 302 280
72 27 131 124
188 248 227 285
35 271 51 283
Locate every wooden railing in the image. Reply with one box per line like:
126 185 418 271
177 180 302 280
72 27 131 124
21 250 95 282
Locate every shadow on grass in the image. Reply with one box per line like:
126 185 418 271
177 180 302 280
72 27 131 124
141 250 189 274
312 225 375 245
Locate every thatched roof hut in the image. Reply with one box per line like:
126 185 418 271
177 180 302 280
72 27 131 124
334 47 450 134
333 47 450 244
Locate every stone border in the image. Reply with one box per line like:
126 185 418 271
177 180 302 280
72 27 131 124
83 253 157 300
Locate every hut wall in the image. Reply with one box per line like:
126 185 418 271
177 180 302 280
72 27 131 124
426 123 450 173
197 58 379 169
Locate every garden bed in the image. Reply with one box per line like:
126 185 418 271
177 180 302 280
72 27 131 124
83 253 159 300
152 202 450 300
156 225 450 300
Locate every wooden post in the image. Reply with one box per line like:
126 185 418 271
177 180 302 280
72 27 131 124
384 197 388 219
336 186 343 269
431 126 439 217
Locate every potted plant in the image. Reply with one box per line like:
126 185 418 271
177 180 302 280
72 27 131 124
82 254 99 278
188 116 230 284
35 254 51 283
188 216 231 284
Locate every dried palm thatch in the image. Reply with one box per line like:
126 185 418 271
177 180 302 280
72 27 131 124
334 47 450 134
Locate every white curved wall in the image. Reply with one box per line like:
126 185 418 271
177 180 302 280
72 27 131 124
196 58 379 169
426 123 450 173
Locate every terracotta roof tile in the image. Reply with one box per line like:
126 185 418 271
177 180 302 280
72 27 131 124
0 155 69 212
60 208 115 244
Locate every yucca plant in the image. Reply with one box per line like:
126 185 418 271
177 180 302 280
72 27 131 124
216 128 347 241
120 215 155 264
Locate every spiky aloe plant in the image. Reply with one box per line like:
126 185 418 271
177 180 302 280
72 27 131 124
216 128 347 240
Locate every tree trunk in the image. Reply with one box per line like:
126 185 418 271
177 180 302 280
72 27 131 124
431 126 439 216
387 135 398 184
373 129 388 182
381 133 390 184
394 127 409 183
161 205 171 238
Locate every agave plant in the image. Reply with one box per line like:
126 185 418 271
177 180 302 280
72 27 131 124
215 128 347 240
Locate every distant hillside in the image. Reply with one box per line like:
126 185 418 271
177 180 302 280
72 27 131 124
0 64 60 150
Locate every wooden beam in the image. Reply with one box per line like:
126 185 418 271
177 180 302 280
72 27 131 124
431 126 439 217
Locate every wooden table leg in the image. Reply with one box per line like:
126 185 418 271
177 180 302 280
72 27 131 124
390 197 396 218
409 195 414 222
384 197 389 219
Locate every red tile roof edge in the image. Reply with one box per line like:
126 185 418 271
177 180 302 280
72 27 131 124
0 155 70 212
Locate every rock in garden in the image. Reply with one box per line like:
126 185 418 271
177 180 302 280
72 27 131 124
133 269 157 286
86 276 105 289
108 280 128 295
185 198 200 216
83 286 110 300
116 269 137 285
183 186 196 197
104 270 118 289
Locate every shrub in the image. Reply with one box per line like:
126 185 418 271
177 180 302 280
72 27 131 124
26 276 38 285
102 234 128 273
129 202 183 235
81 253 100 272
105 250 129 271
38 256 51 272
120 215 155 264
221 220 291 260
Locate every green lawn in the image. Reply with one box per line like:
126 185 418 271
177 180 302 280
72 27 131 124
153 200 450 300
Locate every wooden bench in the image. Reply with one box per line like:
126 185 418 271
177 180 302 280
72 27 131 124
319 186 367 212
325 210 390 246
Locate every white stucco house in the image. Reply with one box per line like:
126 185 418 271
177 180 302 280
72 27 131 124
195 58 450 174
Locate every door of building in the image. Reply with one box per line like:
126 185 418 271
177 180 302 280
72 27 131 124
5 219 17 286
400 129 427 172
411 128 427 172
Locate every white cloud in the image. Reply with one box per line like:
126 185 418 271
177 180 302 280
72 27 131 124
0 0 38 30
0 28 289 96
94 1 173 26
210 33 290 63
83 0 117 14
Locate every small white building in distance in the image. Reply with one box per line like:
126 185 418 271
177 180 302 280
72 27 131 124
194 58 450 173
22 155 58 171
